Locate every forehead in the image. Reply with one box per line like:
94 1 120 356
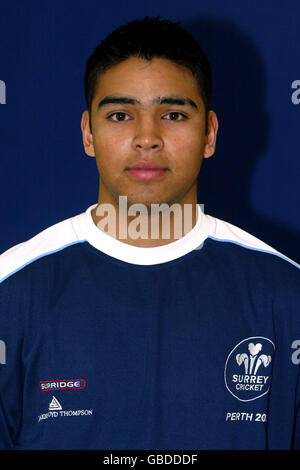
93 57 203 105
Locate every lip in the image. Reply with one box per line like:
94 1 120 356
126 168 168 180
125 161 169 180
128 162 166 170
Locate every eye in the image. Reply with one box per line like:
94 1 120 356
163 112 187 121
107 112 131 121
107 111 187 122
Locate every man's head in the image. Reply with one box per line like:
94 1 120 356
81 16 218 210
84 16 213 134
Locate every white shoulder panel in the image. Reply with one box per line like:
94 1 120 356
0 216 85 283
207 215 300 269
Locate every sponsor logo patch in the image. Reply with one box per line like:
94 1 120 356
224 337 275 402
49 396 62 410
39 379 86 391
38 396 93 422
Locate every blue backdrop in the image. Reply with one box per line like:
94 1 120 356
0 0 299 262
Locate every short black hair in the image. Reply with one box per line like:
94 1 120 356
84 16 212 133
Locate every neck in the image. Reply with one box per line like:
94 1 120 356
91 195 198 248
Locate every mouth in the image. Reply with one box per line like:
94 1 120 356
125 162 169 180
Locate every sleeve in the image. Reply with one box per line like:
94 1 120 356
0 278 24 449
267 261 300 450
292 345 300 449
293 406 300 449
287 273 300 449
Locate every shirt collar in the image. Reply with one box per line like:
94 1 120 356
72 203 210 265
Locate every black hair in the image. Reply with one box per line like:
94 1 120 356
84 16 212 133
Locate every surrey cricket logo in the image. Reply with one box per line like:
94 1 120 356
224 337 275 402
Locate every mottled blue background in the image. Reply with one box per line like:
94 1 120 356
0 0 299 261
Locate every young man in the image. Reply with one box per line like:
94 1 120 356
0 16 299 450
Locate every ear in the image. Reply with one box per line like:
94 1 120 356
81 110 95 157
203 110 219 159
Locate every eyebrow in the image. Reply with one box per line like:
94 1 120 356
97 95 199 111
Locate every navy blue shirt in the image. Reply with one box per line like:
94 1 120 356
0 203 299 449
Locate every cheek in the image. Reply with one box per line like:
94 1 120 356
93 134 124 174
170 132 204 173
94 123 130 151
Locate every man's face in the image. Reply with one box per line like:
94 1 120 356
81 57 218 208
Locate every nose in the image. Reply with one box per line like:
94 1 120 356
132 116 164 152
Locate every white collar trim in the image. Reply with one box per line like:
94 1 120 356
72 203 210 265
